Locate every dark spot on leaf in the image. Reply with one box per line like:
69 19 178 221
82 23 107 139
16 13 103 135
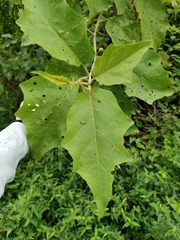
59 87 62 90
142 74 145 77
167 86 170 89
131 90 133 92
42 94 46 97
42 117 48 122
30 89 33 92
50 112 53 115
62 49 65 51
80 122 87 125
149 94 152 96
148 62 152 66
97 100 101 103
34 6 36 8
141 85 144 88
139 91 141 93
33 82 37 85
157 87 160 90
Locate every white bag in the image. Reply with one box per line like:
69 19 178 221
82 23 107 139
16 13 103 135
0 121 29 197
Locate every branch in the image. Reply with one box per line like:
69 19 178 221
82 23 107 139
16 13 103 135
88 13 102 86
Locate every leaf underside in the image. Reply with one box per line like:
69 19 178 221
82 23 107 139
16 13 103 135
62 87 133 215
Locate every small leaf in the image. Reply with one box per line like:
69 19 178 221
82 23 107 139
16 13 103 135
93 41 152 85
135 0 169 51
32 71 69 85
85 0 109 22
16 0 94 66
114 0 127 15
62 88 133 215
125 50 175 104
16 76 79 161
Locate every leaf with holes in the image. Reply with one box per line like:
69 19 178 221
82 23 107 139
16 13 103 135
15 76 79 161
135 0 169 51
16 0 94 66
93 41 151 85
62 87 133 215
125 50 175 104
106 15 140 45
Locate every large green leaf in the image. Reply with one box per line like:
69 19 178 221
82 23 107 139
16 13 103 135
16 0 94 66
85 0 109 22
125 50 175 104
135 0 169 51
93 41 151 85
62 87 133 215
16 76 79 160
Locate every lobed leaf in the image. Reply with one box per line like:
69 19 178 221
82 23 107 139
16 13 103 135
125 50 175 104
16 0 94 66
62 87 133 215
93 41 152 85
16 76 79 161
135 0 169 51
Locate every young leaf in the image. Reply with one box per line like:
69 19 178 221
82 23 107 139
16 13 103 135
16 76 79 161
135 0 169 51
16 0 94 66
85 0 109 22
125 50 175 104
93 41 151 85
32 71 70 85
62 88 133 215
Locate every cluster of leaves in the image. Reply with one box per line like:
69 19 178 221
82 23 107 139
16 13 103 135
14 0 178 214
0 98 180 239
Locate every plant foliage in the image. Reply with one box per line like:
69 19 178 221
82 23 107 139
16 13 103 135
14 0 176 214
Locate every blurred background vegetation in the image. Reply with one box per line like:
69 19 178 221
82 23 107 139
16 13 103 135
0 0 180 239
